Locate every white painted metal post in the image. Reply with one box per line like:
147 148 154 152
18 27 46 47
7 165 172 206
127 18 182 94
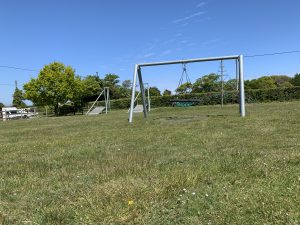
236 59 240 91
137 67 148 118
108 88 111 111
104 87 107 114
220 60 224 107
129 65 138 123
147 85 151 112
239 55 246 117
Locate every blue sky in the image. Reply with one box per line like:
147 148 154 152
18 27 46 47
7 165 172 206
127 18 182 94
1 0 300 105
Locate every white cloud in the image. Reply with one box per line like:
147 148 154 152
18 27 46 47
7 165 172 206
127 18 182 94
161 49 172 56
196 2 206 8
143 53 155 58
172 11 205 24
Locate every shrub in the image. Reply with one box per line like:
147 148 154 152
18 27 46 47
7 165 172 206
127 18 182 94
94 87 300 109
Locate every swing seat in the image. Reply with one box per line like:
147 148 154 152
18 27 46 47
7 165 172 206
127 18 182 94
170 99 201 107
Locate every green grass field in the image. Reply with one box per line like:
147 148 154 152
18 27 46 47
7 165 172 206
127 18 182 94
1 102 299 224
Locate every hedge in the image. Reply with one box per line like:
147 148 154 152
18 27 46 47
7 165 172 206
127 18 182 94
94 86 300 109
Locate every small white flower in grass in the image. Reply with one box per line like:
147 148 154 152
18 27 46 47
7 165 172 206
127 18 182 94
205 194 209 197
183 188 187 193
192 192 196 195
179 194 183 197
118 148 120 151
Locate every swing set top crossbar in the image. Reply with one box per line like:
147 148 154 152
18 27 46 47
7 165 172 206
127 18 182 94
137 55 240 67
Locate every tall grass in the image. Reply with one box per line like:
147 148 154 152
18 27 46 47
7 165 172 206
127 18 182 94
0 102 299 224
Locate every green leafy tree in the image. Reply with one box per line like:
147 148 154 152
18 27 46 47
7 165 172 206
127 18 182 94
122 80 132 89
192 73 221 93
163 89 172 96
247 76 277 89
103 74 120 87
176 82 192 94
0 102 4 108
291 73 300 86
224 79 238 91
280 81 293 88
103 74 121 99
148 87 161 96
81 75 103 103
23 62 81 116
117 80 132 98
12 87 26 108
270 75 293 87
244 80 253 89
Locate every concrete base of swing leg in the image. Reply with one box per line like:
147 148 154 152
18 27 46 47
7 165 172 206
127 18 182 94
133 105 144 113
87 107 106 115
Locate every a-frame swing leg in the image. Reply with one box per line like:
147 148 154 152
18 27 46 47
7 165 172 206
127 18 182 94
137 67 148 118
104 87 107 114
129 65 138 123
238 55 246 117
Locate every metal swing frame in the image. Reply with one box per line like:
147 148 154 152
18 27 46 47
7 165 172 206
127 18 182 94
86 87 111 115
128 55 246 123
128 83 151 113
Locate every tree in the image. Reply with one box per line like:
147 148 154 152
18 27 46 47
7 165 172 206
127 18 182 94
246 76 277 89
224 79 238 91
81 75 103 103
24 62 81 116
103 74 120 87
291 73 300 86
117 80 132 98
163 89 172 96
192 73 221 93
122 80 132 89
270 75 293 87
12 87 26 108
103 74 121 99
148 87 161 96
175 82 192 94
0 102 4 108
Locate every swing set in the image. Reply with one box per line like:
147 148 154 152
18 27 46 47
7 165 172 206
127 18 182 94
86 87 111 115
171 60 236 107
128 55 246 123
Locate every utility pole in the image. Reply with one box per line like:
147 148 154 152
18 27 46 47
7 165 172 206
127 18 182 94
219 61 225 107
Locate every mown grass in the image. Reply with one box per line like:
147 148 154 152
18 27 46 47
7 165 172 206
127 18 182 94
0 102 299 224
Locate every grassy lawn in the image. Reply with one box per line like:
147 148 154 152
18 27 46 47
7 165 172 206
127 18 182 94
0 101 299 224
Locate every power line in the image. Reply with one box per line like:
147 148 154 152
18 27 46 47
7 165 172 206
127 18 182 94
245 50 300 58
0 50 299 72
0 84 15 86
0 65 38 72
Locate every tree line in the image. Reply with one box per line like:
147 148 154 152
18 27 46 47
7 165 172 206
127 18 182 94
4 61 300 115
173 73 300 95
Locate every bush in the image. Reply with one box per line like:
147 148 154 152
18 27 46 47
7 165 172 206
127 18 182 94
94 87 300 109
